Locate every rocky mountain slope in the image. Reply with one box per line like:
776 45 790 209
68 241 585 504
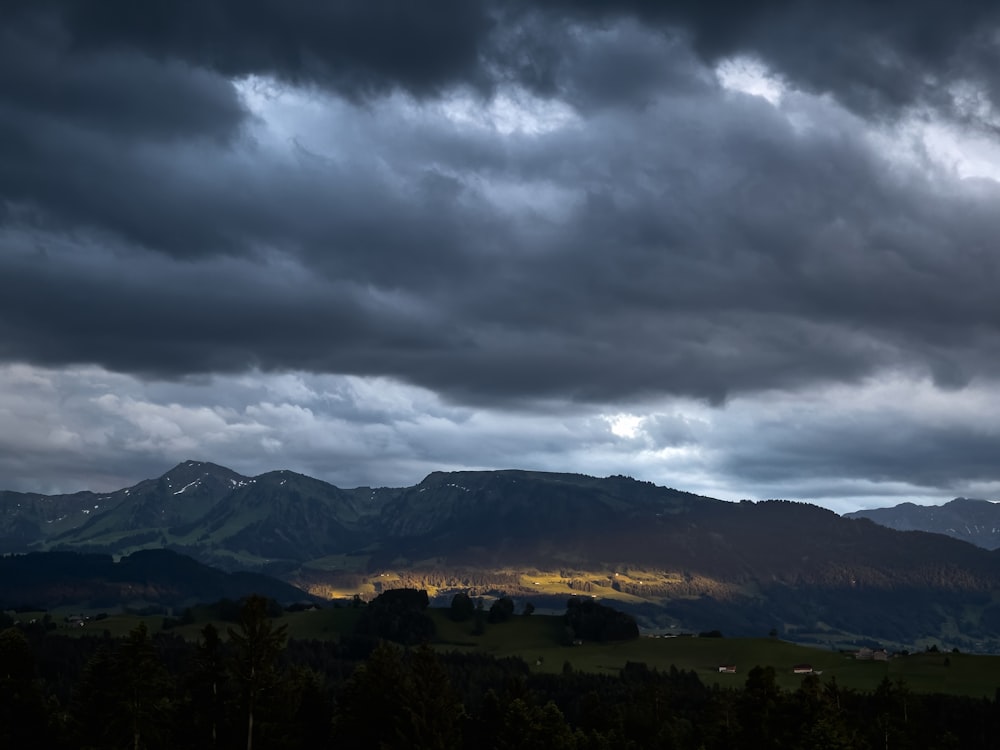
845 498 1000 550
0 461 246 552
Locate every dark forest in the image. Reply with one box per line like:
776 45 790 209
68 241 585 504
2 594 998 749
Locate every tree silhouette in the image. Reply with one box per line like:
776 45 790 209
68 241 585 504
356 588 435 645
740 665 781 747
449 592 475 622
403 645 463 749
488 597 515 623
0 627 51 747
334 641 461 749
228 595 288 750
117 622 174 750
334 640 410 747
493 698 577 750
69 644 119 747
187 623 229 749
69 624 173 750
278 665 330 749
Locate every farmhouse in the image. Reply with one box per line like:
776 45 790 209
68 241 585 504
718 665 737 673
792 664 813 674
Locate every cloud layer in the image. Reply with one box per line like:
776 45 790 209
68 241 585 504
3 2 1000 507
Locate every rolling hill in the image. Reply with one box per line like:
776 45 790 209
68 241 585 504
0 548 309 609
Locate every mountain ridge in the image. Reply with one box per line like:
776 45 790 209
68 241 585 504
845 497 1000 550
6 461 1000 650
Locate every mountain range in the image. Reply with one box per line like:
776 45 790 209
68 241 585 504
846 498 1000 550
4 461 1000 651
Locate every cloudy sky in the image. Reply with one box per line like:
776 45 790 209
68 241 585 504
3 1 1000 511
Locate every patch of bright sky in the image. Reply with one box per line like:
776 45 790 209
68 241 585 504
235 74 579 151
234 75 379 162
917 119 1000 182
713 54 1000 184
605 412 643 439
439 87 579 135
863 78 1000 182
715 55 786 104
234 75 309 143
593 409 723 496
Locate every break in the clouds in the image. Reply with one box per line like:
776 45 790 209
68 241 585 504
2 1 1000 509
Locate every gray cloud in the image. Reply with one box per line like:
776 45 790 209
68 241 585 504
7 1 999 118
6 0 496 100
527 0 1000 121
6 365 997 512
3 2 1000 506
0 15 246 141
4 29 1000 404
0 365 633 494
708 378 1000 501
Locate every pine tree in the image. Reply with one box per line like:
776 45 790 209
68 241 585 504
186 623 230 749
116 622 174 750
228 595 288 750
277 665 330 749
401 644 463 750
333 641 410 747
0 627 52 748
70 624 174 750
69 644 119 748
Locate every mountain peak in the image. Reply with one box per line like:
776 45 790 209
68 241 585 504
160 460 248 484
164 459 240 474
252 469 340 489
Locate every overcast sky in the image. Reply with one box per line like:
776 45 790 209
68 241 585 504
3 1 1000 512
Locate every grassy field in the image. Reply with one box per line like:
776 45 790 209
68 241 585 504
15 606 1000 698
426 611 1000 697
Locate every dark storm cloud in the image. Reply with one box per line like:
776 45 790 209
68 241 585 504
3 0 1000 409
0 20 245 138
6 0 495 100
0 9 246 140
0 237 462 376
527 0 1000 120
5 85 1000 406
8 0 999 117
716 394 1000 492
